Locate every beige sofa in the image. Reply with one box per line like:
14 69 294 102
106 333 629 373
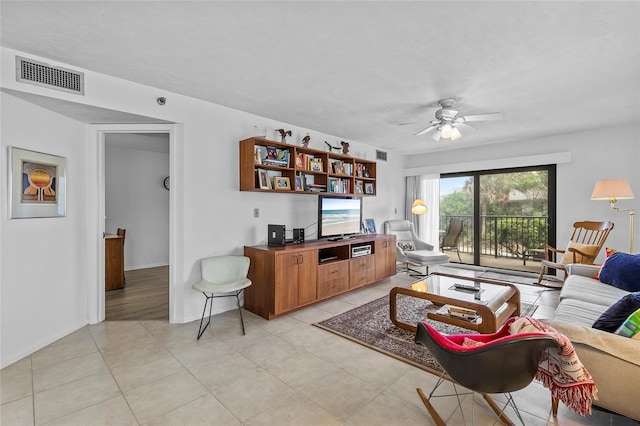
544 264 640 421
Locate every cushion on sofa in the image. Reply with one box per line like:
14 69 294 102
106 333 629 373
615 308 640 339
595 247 617 279
592 292 640 332
560 274 629 307
561 241 599 264
553 299 610 328
598 252 640 291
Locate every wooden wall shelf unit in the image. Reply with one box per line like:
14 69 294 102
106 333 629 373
243 234 396 320
239 137 377 196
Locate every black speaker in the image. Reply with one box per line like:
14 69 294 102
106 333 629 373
293 228 305 244
267 224 286 247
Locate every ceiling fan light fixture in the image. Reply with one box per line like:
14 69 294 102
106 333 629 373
440 123 452 139
432 130 442 141
450 126 462 141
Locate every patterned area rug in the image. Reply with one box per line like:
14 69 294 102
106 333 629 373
314 294 538 375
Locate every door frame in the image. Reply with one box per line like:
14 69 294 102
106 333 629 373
87 123 183 324
441 164 556 271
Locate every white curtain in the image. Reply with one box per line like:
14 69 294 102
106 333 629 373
405 176 422 235
420 174 440 249
406 174 441 248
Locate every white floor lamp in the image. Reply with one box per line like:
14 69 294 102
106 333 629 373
591 178 635 253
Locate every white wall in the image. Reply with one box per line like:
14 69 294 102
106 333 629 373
0 47 406 366
105 143 169 269
0 92 90 366
403 124 640 260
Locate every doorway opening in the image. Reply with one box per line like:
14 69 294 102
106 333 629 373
104 133 170 320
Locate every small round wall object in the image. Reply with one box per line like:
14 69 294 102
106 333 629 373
163 176 170 190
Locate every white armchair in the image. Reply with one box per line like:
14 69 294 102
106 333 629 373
384 220 449 276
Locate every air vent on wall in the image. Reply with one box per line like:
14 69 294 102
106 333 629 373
16 56 84 95
376 150 387 161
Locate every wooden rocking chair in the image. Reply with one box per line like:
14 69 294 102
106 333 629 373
535 220 614 288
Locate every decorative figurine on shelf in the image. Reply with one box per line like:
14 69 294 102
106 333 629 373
341 141 350 155
276 129 292 143
301 134 311 148
324 141 341 153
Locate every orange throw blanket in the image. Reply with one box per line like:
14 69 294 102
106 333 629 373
509 317 598 416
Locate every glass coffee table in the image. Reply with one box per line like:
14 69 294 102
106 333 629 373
390 272 520 334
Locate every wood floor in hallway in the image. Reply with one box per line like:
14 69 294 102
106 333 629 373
105 265 169 321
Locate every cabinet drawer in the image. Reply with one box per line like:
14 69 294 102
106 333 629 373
349 256 374 273
350 268 376 289
318 262 349 298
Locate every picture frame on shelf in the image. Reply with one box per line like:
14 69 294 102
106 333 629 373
258 169 271 189
310 159 323 172
334 164 345 175
274 176 291 190
364 183 375 194
294 176 303 191
295 153 303 168
365 219 377 234
9 147 67 219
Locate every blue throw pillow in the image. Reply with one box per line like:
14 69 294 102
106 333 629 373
593 292 640 332
598 252 640 291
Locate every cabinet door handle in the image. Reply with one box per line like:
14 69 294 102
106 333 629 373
298 254 303 264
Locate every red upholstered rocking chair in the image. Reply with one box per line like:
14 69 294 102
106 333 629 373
414 318 560 425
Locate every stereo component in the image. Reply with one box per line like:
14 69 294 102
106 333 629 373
352 244 372 257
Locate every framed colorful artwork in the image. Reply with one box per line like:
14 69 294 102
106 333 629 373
9 147 66 218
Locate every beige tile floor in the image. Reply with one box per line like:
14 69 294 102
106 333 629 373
1 266 637 425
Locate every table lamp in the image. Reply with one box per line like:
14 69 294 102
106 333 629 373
591 178 635 252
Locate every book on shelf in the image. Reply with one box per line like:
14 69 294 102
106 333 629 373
261 148 289 167
328 177 350 194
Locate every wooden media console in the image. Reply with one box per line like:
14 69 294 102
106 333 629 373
243 234 396 319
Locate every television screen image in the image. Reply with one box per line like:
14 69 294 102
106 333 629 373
318 196 362 240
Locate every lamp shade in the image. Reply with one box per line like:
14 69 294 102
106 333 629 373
591 179 635 201
450 126 462 141
411 199 428 215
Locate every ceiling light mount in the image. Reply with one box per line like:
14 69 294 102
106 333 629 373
157 96 167 106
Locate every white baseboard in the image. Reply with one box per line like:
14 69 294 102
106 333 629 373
125 262 169 271
1 320 87 369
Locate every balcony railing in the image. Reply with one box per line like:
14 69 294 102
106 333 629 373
441 215 548 260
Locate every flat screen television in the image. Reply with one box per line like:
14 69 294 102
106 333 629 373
318 195 363 240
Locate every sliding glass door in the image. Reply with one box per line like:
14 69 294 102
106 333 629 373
440 166 556 273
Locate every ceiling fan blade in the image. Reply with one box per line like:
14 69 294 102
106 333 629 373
398 121 417 126
460 112 503 122
414 125 438 136
457 121 477 130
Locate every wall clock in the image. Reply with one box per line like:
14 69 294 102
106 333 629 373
163 176 170 190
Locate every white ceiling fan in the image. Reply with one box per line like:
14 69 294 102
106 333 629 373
411 98 502 141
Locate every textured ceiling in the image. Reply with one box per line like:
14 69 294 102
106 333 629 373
1 1 639 154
